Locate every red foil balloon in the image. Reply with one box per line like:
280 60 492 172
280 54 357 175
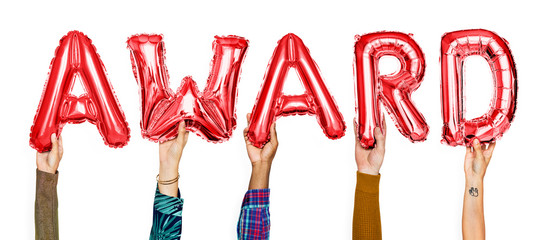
30 31 130 152
127 34 248 143
441 29 517 146
354 32 429 148
247 33 346 148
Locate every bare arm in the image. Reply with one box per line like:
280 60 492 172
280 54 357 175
158 122 189 197
462 139 495 240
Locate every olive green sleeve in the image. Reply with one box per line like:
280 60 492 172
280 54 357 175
35 169 59 240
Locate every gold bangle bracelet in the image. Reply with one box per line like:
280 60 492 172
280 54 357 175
156 173 180 185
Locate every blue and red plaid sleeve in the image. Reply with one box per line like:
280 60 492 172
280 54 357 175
150 186 183 240
237 189 271 240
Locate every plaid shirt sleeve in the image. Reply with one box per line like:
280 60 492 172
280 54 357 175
237 189 271 240
150 185 183 240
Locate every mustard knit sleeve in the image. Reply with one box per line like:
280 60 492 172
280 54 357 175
352 171 381 240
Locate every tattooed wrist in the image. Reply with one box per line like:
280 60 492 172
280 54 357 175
468 187 479 197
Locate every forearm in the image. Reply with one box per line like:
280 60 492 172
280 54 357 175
248 163 271 190
35 169 59 240
462 177 485 240
158 162 179 197
353 171 381 240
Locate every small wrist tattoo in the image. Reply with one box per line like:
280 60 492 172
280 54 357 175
469 187 479 197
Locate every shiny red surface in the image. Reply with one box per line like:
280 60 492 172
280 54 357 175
127 34 248 143
247 34 346 148
441 29 517 146
354 32 429 148
30 31 130 152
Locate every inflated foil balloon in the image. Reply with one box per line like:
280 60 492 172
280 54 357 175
354 32 429 149
441 29 517 146
127 34 248 143
30 31 130 152
247 33 346 148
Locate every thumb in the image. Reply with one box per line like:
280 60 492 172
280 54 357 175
178 121 186 134
50 133 59 158
177 121 188 143
374 126 385 151
472 139 483 160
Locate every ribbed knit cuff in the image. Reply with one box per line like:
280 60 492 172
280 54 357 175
356 171 380 194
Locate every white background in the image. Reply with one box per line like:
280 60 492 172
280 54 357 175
1 0 541 239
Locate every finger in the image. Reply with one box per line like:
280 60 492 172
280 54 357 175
58 135 64 159
352 118 358 142
485 142 496 163
178 121 186 134
246 113 251 125
176 121 188 144
183 130 189 142
486 141 496 153
243 127 250 141
472 139 483 159
381 114 387 137
374 126 385 151
50 133 59 156
269 122 278 146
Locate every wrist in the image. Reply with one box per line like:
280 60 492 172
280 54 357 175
249 165 271 190
357 167 379 175
159 163 179 176
37 165 56 174
251 161 272 171
37 167 57 175
465 176 484 187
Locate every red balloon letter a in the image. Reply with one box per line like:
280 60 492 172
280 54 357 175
127 35 248 143
30 31 130 152
247 34 346 148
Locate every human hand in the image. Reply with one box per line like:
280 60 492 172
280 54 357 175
464 139 495 182
159 121 189 168
354 119 386 175
243 113 278 189
36 133 63 174
158 121 189 197
243 113 278 168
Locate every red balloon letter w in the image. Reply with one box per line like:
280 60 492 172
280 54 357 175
127 35 248 143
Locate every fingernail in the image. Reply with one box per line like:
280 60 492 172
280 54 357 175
474 139 480 145
52 133 56 138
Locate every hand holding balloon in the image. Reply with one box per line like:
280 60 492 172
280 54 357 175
36 134 63 174
244 113 278 189
354 119 386 175
158 122 189 197
464 139 495 182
